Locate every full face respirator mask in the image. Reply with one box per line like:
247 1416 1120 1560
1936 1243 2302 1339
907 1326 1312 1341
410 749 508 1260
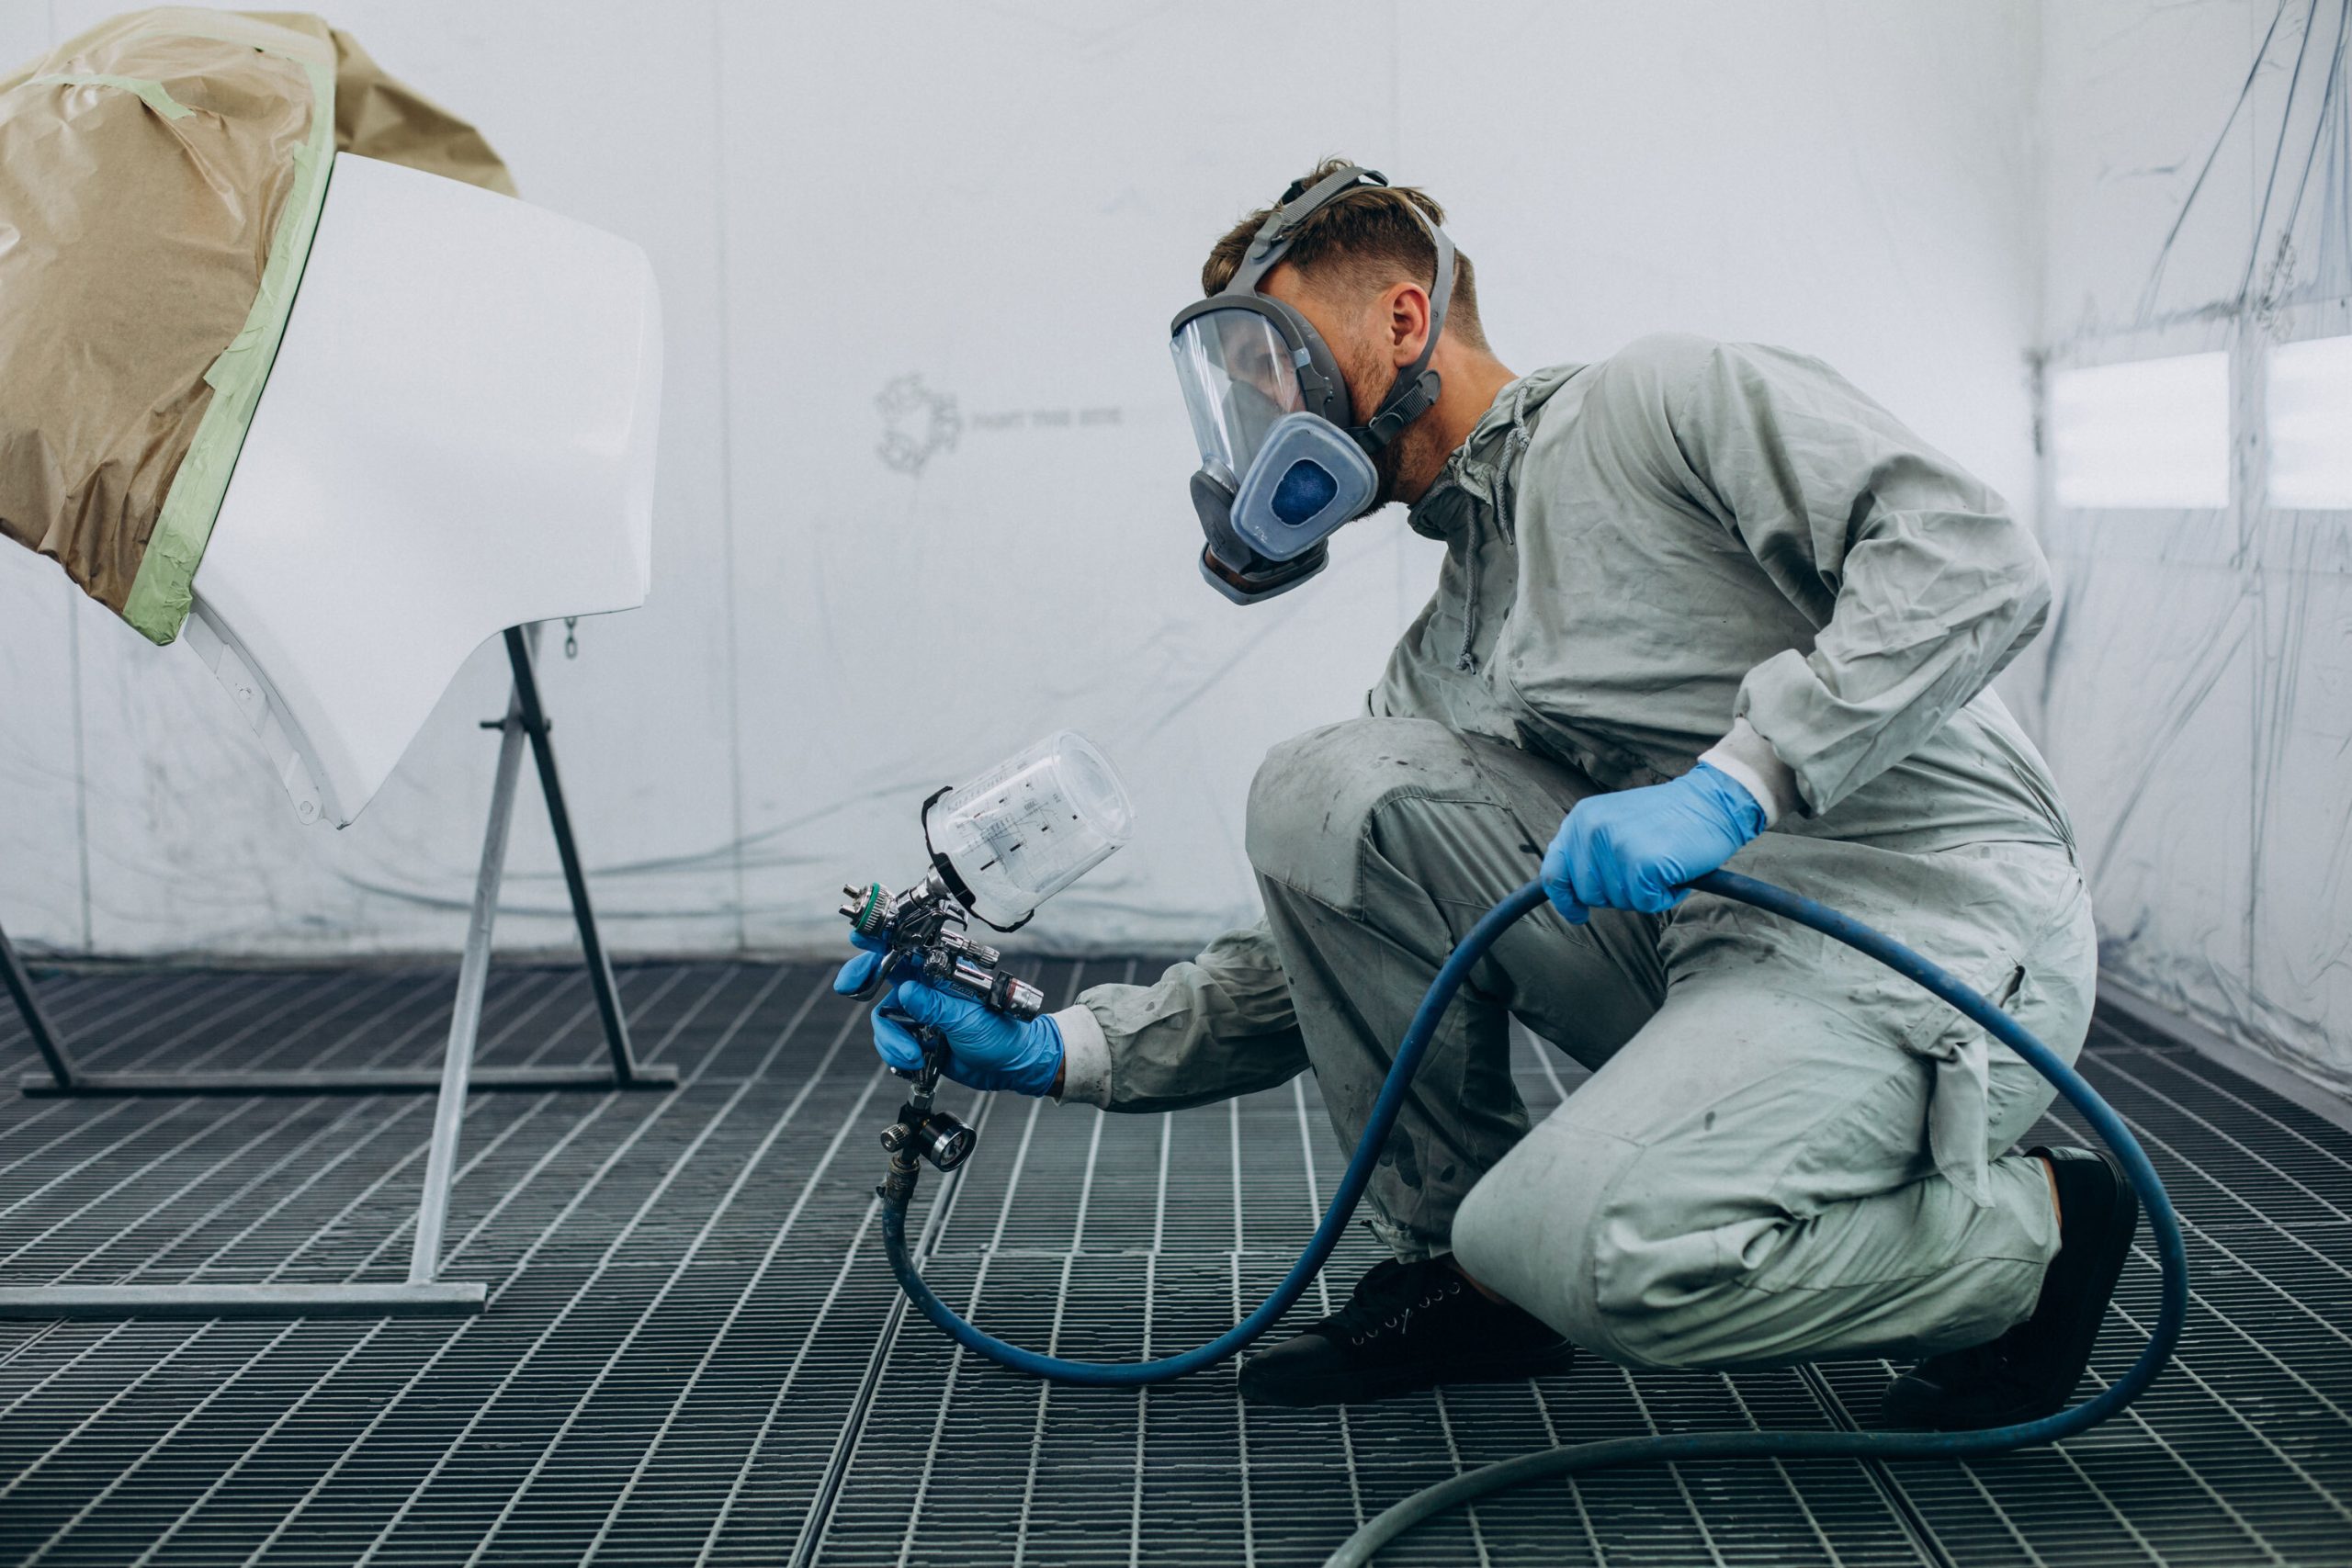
1170 165 1456 604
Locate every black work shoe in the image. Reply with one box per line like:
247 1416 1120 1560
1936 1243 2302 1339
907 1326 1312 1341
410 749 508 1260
1238 1257 1577 1407
1882 1145 2141 1430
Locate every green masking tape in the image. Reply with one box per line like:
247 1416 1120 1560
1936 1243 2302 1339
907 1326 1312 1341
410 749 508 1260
120 39 336 646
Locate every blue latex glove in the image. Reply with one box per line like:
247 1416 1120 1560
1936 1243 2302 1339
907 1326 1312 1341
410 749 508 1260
1541 762 1767 924
832 946 1065 1097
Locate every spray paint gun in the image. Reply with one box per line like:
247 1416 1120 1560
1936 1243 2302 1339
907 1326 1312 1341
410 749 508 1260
843 731 1133 1196
839 878 1048 1024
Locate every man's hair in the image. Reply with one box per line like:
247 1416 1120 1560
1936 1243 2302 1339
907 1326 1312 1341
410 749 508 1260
1200 158 1487 351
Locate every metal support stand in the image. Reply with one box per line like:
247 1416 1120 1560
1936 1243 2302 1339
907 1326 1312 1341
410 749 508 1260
0 916 71 1091
0 623 673 1322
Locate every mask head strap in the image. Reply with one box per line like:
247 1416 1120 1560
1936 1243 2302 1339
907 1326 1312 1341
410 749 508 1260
1225 164 1390 295
1218 165 1455 456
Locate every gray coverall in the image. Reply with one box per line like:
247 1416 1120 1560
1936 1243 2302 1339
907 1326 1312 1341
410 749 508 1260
1054 333 2097 1371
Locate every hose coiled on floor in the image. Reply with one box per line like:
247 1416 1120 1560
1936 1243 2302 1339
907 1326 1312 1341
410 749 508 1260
877 870 2188 1566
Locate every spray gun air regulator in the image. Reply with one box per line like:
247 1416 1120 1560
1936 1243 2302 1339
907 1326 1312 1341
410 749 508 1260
841 732 1134 1201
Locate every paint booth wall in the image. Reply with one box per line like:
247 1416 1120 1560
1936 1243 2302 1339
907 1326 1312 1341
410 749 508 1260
0 1 2041 961
2033 1 2352 1095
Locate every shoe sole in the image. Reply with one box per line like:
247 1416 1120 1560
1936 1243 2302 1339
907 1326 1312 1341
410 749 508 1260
1240 1343 1579 1408
1885 1150 2142 1431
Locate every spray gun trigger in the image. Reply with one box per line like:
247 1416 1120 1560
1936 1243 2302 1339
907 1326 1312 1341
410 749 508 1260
876 1004 951 1089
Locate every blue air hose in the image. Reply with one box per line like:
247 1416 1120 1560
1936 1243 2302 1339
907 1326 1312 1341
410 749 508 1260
876 870 2188 1566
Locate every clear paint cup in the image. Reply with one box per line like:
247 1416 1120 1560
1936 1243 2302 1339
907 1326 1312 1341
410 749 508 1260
925 730 1134 929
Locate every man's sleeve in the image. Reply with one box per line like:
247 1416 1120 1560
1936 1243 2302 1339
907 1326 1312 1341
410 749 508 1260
1053 919 1306 1112
1609 334 2052 818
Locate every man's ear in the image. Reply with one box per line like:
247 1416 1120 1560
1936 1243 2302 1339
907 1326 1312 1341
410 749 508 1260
1383 281 1432 368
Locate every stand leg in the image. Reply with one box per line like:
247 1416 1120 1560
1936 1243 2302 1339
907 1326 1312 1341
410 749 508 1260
0 918 75 1090
408 674 530 1286
503 625 654 1086
18 622 672 1100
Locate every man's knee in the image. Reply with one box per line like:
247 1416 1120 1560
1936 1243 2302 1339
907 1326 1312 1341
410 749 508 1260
1245 718 1489 909
1452 1117 1636 1358
1452 1123 1742 1370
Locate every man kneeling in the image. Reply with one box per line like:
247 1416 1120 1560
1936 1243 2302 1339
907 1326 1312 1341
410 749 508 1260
837 164 2134 1429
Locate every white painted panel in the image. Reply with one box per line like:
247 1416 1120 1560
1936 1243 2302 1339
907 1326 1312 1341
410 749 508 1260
195 153 659 828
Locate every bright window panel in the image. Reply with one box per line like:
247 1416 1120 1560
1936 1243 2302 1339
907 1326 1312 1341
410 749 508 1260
2050 352 2231 509
2268 334 2352 510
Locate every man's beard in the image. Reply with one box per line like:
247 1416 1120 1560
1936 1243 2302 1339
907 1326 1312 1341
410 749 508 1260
1349 348 1412 516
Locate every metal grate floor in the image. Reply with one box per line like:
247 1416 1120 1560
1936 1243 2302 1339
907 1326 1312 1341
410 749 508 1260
2 955 2348 1565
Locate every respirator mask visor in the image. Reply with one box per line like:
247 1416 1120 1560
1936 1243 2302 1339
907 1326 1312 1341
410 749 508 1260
1170 165 1454 605
1169 302 1366 602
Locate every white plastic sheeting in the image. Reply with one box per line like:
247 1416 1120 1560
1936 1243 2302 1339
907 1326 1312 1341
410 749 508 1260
0 1 2043 961
2035 0 2352 1095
